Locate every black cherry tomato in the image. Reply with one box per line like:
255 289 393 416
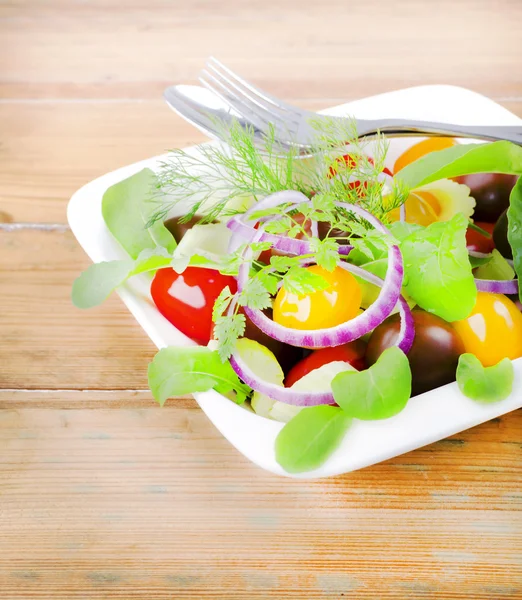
454 173 518 223
151 267 237 345
366 309 464 396
465 221 495 254
284 340 366 387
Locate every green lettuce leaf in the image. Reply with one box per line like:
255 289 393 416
275 406 351 473
456 354 514 403
148 346 251 406
72 248 171 309
507 176 522 301
102 168 176 259
474 249 514 281
331 347 411 420
400 213 476 321
396 141 522 190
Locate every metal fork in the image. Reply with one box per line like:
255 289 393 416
199 57 522 151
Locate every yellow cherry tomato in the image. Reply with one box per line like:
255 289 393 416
273 265 362 330
389 190 442 226
394 137 457 173
453 292 522 367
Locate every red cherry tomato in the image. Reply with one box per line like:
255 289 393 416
284 340 366 387
466 222 495 254
328 154 393 196
151 267 237 345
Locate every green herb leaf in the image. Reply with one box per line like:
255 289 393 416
212 286 235 322
283 266 329 296
148 346 251 406
469 254 493 268
213 313 246 361
400 213 477 321
238 278 272 310
474 249 515 281
275 406 351 473
269 255 297 272
389 221 423 241
507 176 522 302
456 354 514 403
102 168 175 259
72 248 172 309
310 237 339 272
396 141 522 190
257 269 279 295
250 241 273 253
331 347 412 420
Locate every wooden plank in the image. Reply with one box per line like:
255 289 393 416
0 228 157 390
0 397 520 598
1 100 522 224
1 0 521 101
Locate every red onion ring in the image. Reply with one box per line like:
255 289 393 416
239 202 404 348
475 278 519 295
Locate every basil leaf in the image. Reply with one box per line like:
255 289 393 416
507 176 522 302
456 354 514 403
400 213 477 321
396 141 522 190
331 347 411 420
102 168 176 259
275 406 351 474
71 248 171 309
148 346 251 406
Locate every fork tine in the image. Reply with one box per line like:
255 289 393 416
202 66 293 131
207 57 305 118
199 69 287 137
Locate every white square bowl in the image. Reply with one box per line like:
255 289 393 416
68 84 522 479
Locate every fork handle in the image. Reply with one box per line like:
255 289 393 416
360 119 522 146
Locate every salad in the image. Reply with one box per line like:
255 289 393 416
72 118 522 474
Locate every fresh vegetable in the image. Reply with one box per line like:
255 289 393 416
275 405 352 474
493 210 512 259
151 267 237 345
474 249 515 281
507 176 522 302
366 309 464 396
331 347 412 420
148 346 251 406
102 168 176 258
400 213 477 322
466 221 495 254
453 292 522 367
394 137 457 173
164 215 217 243
456 354 514 403
284 340 366 387
273 265 362 330
454 173 518 223
388 179 474 226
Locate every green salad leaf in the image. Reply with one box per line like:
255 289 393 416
331 347 411 420
148 346 251 406
102 168 176 259
396 141 522 190
507 176 522 302
400 213 477 321
456 354 514 403
275 406 351 474
474 249 515 281
72 248 171 309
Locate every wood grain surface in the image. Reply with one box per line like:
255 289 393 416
1 0 522 598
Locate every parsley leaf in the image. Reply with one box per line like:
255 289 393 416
212 286 235 322
213 313 246 361
310 237 338 272
270 255 297 272
283 266 329 296
238 278 272 310
257 269 279 295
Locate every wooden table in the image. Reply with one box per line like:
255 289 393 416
1 1 522 598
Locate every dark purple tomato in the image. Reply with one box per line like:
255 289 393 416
454 173 518 223
366 309 465 396
493 209 513 259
